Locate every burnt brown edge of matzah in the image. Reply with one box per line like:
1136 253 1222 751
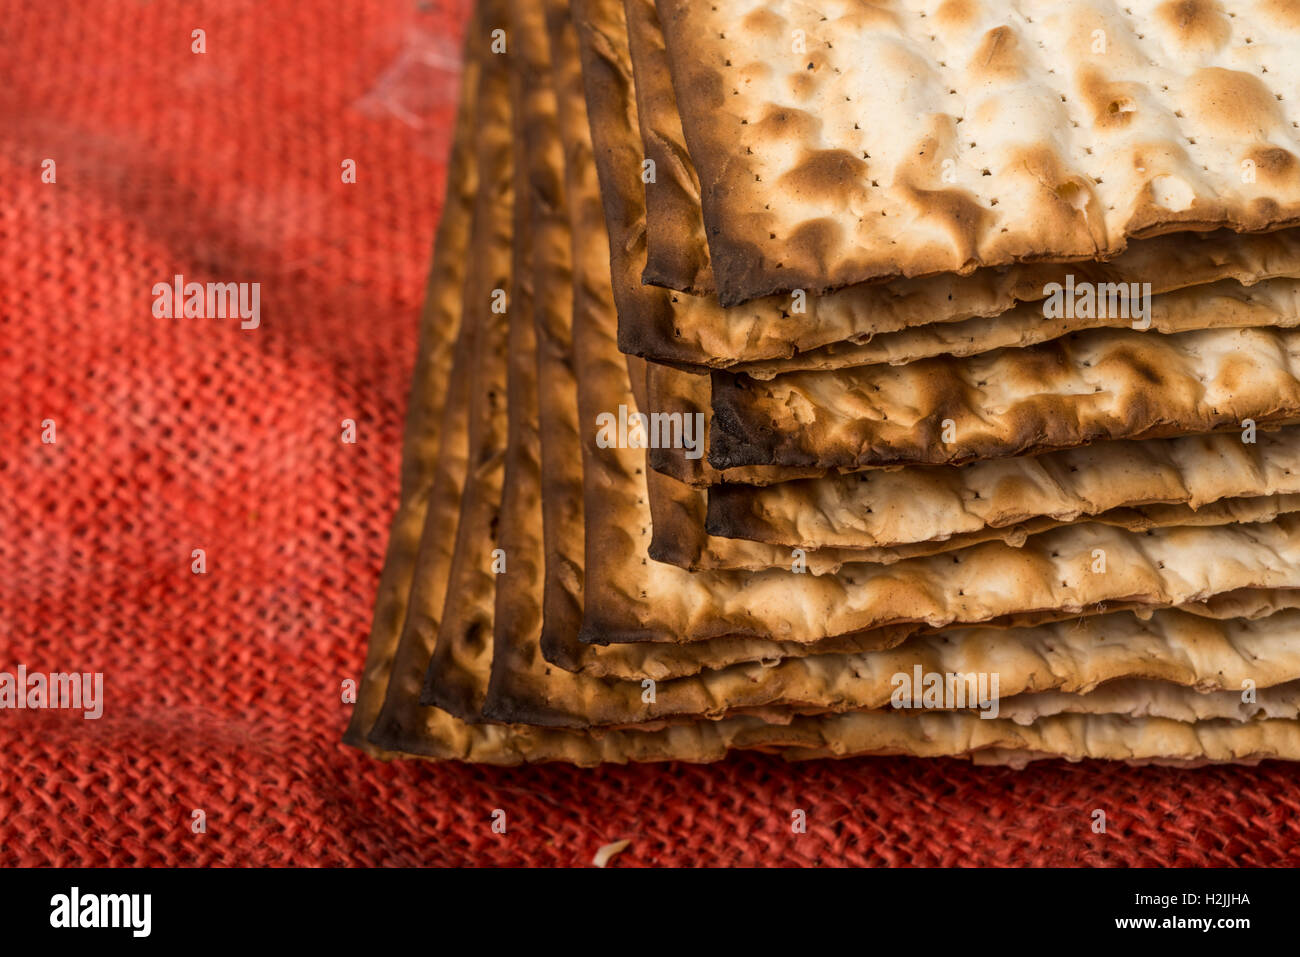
412 25 519 724
575 0 763 367
643 466 711 570
625 0 715 295
704 481 774 542
707 372 787 470
342 9 481 751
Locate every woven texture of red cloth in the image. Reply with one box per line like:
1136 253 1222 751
4 0 1300 867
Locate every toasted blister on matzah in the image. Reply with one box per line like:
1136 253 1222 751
706 426 1300 552
654 0 1300 306
609 0 1300 372
709 326 1300 471
642 361 809 489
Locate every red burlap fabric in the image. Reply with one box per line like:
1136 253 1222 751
3 0 1300 867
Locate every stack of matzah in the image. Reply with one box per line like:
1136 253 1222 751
346 0 1300 767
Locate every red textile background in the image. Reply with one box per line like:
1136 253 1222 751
3 0 1299 868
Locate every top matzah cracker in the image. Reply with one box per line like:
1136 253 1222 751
607 0 1300 375
655 0 1300 305
628 0 1300 310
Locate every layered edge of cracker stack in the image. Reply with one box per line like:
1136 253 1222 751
344 0 1300 768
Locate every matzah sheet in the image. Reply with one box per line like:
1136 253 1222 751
657 0 1300 304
